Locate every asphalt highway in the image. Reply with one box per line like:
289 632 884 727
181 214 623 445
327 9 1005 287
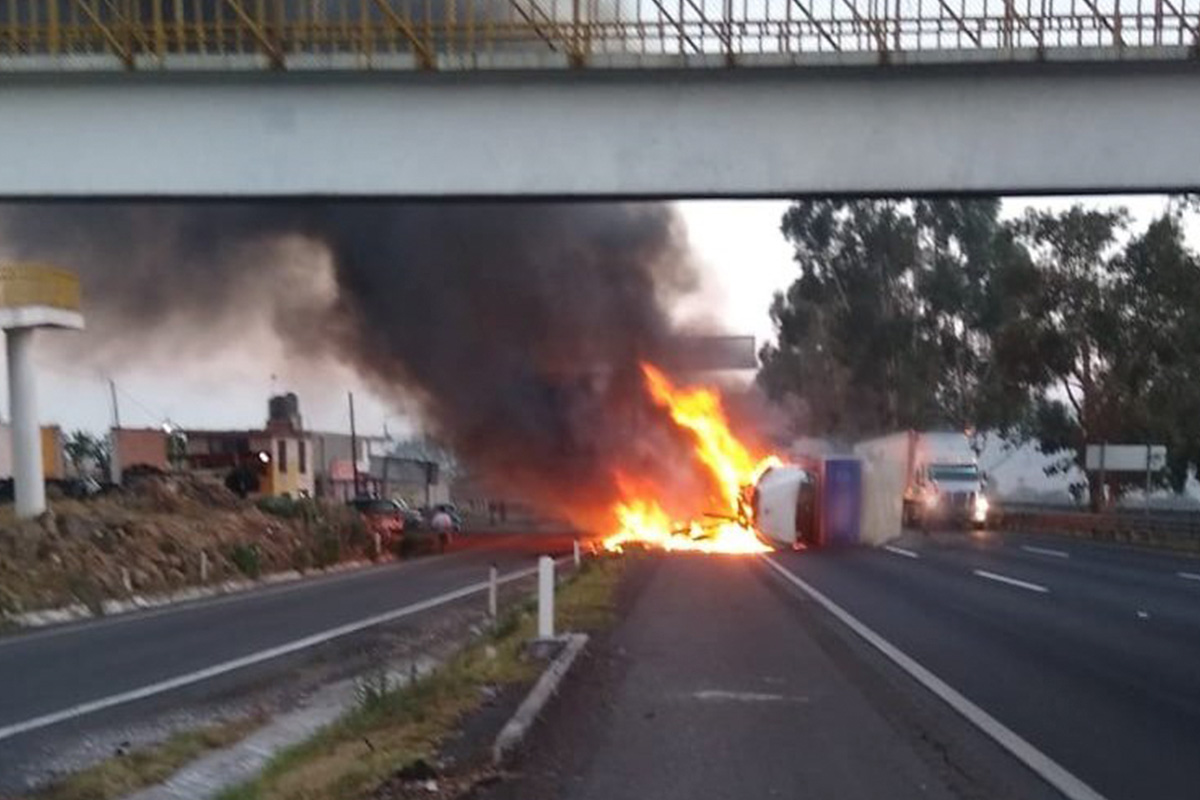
0 532 573 791
486 530 1200 800
772 529 1200 800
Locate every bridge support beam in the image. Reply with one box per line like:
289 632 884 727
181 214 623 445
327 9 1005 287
0 61 1198 197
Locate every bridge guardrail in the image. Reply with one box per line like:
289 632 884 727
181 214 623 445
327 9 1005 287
0 0 1196 70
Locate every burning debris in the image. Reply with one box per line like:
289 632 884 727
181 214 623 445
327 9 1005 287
602 364 780 555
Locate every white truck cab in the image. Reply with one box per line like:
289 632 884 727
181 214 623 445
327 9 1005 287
748 463 819 549
901 432 990 529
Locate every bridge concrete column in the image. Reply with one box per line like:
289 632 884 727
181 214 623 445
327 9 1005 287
0 265 85 519
7 327 44 518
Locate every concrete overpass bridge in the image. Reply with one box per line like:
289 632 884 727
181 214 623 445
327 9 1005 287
0 0 1197 196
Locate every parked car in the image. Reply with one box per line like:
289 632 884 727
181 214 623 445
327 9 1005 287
393 497 426 531
348 497 405 546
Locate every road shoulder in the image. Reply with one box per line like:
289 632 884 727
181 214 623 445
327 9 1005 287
478 554 1059 800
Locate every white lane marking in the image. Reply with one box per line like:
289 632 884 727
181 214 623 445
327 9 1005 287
691 690 808 704
883 545 920 559
973 569 1050 594
0 543 496 649
1021 545 1070 559
1178 572 1200 582
0 560 561 743
763 556 1108 800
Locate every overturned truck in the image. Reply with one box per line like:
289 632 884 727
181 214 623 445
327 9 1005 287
745 458 863 549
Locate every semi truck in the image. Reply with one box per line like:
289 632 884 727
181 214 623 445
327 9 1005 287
897 431 990 529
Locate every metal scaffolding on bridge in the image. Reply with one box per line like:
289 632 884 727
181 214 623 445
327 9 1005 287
0 0 1195 69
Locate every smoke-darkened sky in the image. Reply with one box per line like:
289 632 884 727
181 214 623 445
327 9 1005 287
0 200 783 524
0 196 1181 512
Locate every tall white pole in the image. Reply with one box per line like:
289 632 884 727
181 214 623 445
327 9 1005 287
108 377 122 485
8 328 44 518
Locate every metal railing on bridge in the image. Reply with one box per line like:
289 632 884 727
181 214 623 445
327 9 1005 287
0 0 1196 70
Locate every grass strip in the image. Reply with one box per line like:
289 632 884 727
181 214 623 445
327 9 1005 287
32 715 265 800
217 555 624 800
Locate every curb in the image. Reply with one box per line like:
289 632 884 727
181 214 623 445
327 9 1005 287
4 558 383 629
492 632 589 767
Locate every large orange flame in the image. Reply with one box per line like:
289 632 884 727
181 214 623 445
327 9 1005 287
603 363 780 555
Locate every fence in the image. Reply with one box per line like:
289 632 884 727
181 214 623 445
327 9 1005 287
1000 502 1200 550
0 0 1195 68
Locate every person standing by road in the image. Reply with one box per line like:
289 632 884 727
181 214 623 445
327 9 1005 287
431 507 454 552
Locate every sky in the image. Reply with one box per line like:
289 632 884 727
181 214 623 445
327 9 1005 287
9 194 1193 439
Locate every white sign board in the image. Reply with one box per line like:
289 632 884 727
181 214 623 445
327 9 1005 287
664 335 758 371
1085 444 1167 472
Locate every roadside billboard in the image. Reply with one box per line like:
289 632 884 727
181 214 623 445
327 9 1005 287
1085 444 1167 473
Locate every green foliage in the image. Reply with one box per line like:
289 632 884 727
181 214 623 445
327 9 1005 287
31 716 262 800
259 499 370 568
311 525 342 569
256 496 317 520
353 670 399 715
761 198 1022 437
762 198 1200 505
229 544 262 579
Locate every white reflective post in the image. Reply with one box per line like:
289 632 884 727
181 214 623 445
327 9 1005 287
537 555 554 640
488 563 498 620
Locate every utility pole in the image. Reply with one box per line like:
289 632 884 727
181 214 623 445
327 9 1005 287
109 377 122 485
348 391 360 498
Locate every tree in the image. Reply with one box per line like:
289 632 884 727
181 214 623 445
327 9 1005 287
1107 210 1200 493
989 206 1200 506
759 198 1023 438
762 197 1200 508
64 430 111 481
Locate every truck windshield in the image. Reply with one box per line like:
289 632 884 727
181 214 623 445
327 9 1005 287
929 465 979 482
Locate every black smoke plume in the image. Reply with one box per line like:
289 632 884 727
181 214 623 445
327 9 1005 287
0 202 712 527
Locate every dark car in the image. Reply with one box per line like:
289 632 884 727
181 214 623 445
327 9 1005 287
394 498 426 531
347 497 406 546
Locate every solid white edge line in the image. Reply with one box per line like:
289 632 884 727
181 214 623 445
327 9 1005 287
973 569 1050 594
883 545 920 559
762 556 1108 800
1178 572 1200 582
0 558 565 743
1021 545 1070 559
